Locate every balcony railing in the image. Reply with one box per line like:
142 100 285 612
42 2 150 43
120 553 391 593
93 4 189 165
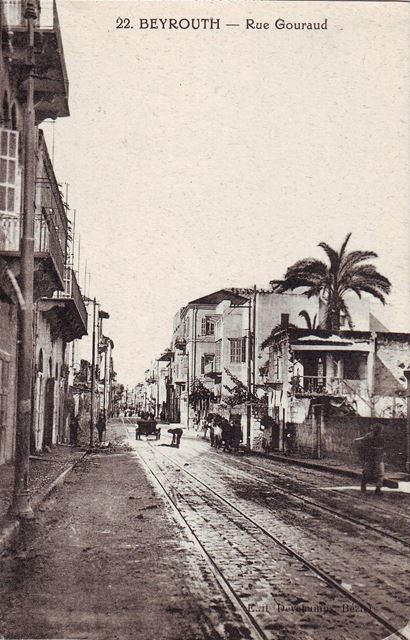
3 0 69 121
55 267 87 332
291 376 362 396
0 211 65 283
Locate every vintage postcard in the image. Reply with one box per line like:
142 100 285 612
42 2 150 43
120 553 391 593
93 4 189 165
0 0 409 638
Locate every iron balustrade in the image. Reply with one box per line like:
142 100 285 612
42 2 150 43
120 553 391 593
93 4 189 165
55 267 87 331
291 375 354 396
0 210 65 283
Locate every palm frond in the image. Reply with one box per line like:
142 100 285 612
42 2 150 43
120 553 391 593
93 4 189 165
318 242 339 273
298 310 312 330
339 250 378 281
338 233 352 260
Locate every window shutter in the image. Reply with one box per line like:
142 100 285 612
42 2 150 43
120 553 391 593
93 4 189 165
201 317 206 335
0 129 18 215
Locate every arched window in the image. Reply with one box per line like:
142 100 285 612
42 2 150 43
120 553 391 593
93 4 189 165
38 349 44 373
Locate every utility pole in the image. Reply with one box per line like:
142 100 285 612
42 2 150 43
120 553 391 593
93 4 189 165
252 285 257 394
404 371 410 475
89 298 97 447
10 0 37 518
246 298 252 451
186 352 190 430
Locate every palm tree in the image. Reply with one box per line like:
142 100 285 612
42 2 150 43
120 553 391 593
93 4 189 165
274 233 391 333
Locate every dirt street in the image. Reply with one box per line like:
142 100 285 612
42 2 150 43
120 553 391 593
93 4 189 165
0 423 249 640
1 419 409 640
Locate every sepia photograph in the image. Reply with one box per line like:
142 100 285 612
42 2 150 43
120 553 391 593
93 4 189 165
0 0 409 638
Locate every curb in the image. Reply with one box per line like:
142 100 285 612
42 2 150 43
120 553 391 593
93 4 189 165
250 451 363 479
0 451 88 557
249 451 409 482
199 434 407 481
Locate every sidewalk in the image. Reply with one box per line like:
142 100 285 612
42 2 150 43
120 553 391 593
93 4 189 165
0 445 85 554
254 450 409 481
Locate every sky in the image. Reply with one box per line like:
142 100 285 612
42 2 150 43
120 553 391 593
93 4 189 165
45 0 410 386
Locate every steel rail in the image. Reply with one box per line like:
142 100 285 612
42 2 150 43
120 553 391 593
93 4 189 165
204 456 410 549
151 445 408 640
236 458 410 520
241 456 410 523
134 446 270 640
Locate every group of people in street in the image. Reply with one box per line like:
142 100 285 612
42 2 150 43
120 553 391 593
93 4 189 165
198 414 243 453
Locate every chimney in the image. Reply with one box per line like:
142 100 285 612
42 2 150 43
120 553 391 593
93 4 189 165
281 313 289 328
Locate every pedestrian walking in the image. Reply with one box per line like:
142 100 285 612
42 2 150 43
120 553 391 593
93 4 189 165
355 424 385 495
96 411 106 444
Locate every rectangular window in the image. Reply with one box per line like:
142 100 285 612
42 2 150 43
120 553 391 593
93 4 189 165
0 129 18 215
230 339 242 364
201 316 215 336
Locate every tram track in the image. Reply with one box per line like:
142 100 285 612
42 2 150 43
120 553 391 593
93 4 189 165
203 455 410 548
238 455 410 523
134 445 268 640
139 441 408 640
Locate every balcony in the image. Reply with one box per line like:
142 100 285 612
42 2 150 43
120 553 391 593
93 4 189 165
3 0 69 122
38 268 88 341
291 376 366 398
0 208 65 298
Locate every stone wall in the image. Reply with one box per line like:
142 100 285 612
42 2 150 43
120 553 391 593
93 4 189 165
292 414 407 471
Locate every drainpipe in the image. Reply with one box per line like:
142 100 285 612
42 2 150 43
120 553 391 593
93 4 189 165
10 0 38 519
89 298 97 446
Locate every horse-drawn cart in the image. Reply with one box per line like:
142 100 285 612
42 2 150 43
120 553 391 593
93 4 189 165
135 419 161 440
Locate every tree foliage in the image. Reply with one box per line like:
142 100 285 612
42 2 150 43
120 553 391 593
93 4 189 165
223 368 258 407
275 233 391 332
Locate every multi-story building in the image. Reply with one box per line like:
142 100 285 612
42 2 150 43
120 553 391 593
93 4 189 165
32 133 87 450
157 286 390 450
263 319 410 466
164 288 320 442
0 0 90 461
